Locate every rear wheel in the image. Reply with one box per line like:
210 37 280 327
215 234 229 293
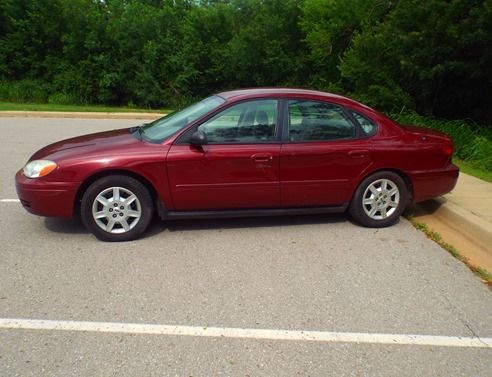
349 171 408 228
81 175 153 241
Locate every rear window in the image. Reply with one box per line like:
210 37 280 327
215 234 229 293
350 111 377 136
288 100 356 142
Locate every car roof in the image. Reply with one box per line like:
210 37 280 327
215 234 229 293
216 87 398 131
217 87 354 103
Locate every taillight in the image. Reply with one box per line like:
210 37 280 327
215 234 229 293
442 139 453 157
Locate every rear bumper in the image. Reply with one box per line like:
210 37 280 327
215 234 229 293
409 164 459 203
15 170 79 218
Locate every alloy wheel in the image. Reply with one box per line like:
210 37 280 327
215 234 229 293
362 178 400 220
91 186 142 234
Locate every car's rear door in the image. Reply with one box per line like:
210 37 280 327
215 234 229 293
166 99 281 210
280 99 374 207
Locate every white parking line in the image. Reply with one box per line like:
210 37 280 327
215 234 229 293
0 318 491 348
0 199 20 202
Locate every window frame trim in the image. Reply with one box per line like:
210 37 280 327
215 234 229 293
346 108 379 138
175 98 283 145
280 98 376 143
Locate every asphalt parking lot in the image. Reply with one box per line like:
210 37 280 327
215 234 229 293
0 117 491 376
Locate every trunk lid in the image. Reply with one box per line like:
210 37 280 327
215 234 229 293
400 124 450 141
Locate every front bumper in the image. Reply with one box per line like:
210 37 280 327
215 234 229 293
409 163 459 203
15 170 80 218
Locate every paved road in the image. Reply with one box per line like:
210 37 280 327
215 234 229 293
0 117 491 376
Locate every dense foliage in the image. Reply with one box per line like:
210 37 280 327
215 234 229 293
0 0 491 123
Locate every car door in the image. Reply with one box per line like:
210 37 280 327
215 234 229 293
166 99 281 210
280 99 374 207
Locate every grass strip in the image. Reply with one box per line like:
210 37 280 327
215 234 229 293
0 101 169 113
453 158 492 183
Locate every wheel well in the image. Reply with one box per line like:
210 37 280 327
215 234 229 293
357 168 414 202
74 169 158 211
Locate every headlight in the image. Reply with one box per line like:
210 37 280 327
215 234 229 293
23 160 58 178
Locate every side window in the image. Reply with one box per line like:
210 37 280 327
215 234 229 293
198 100 277 143
350 111 377 136
288 100 356 142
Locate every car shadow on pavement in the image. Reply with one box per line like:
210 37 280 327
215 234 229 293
404 198 444 217
143 213 349 238
43 212 349 238
44 216 89 234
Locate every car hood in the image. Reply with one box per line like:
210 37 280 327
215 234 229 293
29 128 141 161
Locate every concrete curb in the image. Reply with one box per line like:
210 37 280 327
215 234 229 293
0 111 165 120
434 200 492 253
414 197 492 258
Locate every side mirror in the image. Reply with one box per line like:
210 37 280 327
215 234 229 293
190 130 208 146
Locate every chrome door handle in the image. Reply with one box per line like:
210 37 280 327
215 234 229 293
251 153 273 162
348 150 369 158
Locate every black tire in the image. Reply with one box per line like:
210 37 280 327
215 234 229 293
349 171 408 228
81 175 153 241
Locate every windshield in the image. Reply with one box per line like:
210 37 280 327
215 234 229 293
141 95 225 142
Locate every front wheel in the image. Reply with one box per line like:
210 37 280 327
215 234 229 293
81 175 154 241
349 171 408 228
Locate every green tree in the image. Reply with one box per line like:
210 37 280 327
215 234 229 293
300 0 395 90
0 0 490 122
0 0 64 80
339 0 492 120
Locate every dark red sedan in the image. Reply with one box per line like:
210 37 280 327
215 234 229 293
16 88 459 241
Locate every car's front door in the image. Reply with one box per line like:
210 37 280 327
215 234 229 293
166 99 281 210
280 99 374 207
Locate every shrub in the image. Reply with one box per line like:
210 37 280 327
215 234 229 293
0 80 49 103
47 92 80 105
